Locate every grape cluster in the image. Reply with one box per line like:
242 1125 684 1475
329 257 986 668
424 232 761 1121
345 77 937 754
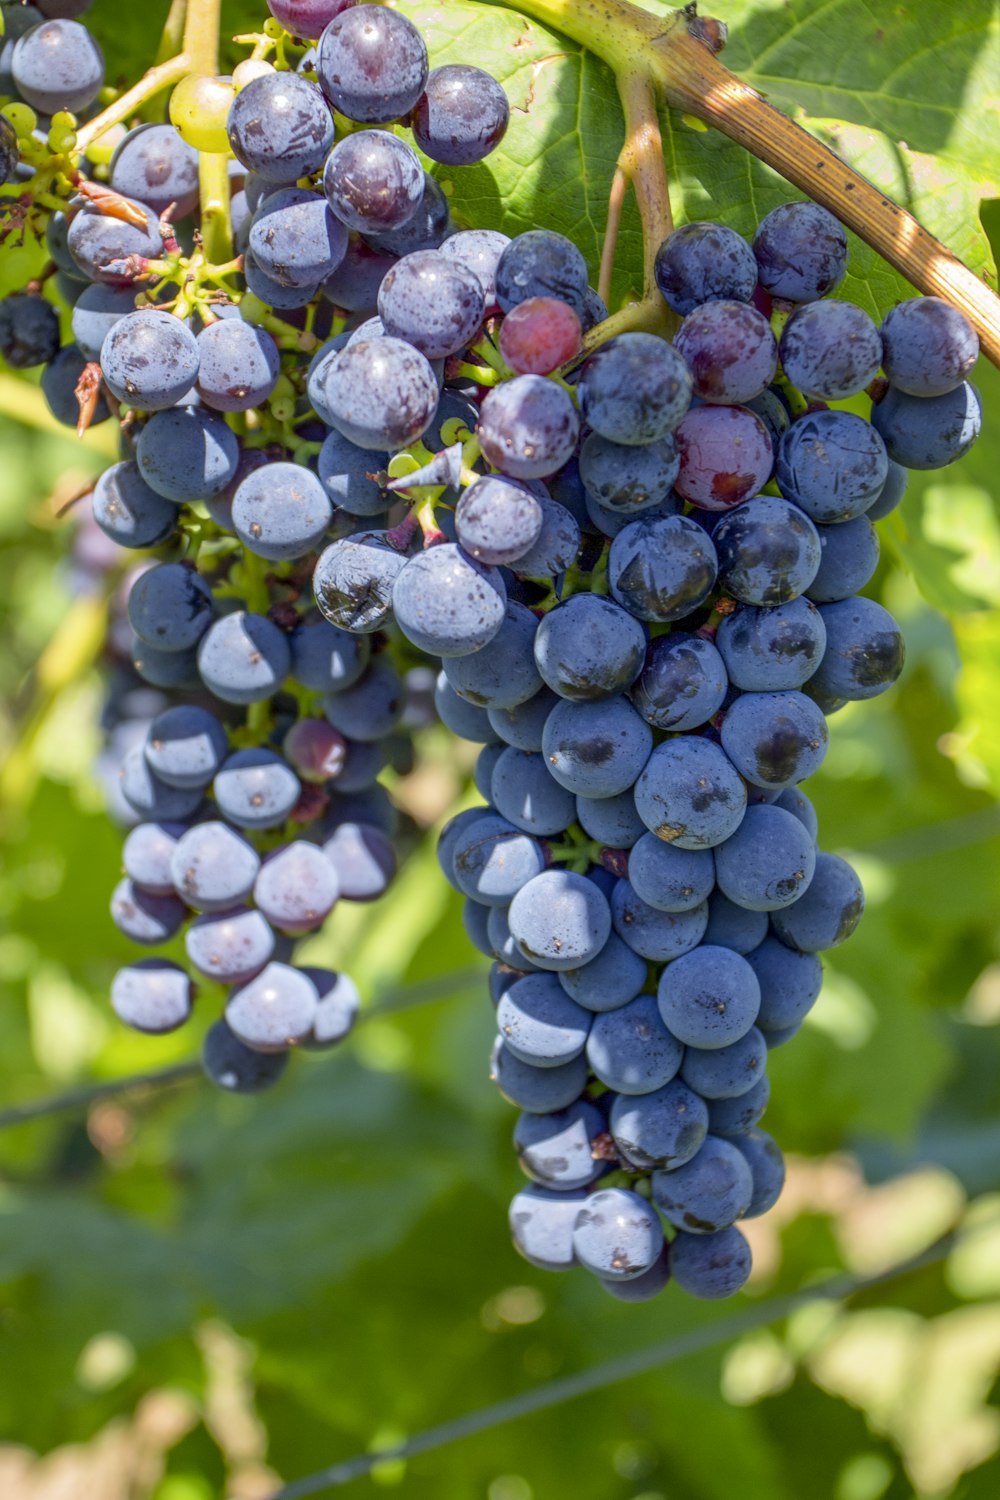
0 0 985 1298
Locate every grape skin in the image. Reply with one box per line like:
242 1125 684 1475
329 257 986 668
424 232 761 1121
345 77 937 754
654 221 758 315
871 381 982 470
674 300 778 405
778 299 882 400
316 4 428 123
411 64 510 166
477 375 580 481
580 332 691 445
880 296 978 397
752 202 847 303
377 249 485 359
227 72 334 183
674 403 773 509
323 130 424 234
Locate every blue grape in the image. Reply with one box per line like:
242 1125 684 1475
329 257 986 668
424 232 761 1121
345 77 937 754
436 807 488 889
477 375 579 481
541 695 652 798
195 318 281 412
127 564 213 652
652 1134 754 1234
510 496 581 578
202 1018 289 1092
474 744 506 801
434 673 492 741
809 597 905 701
365 172 451 255
866 458 908 521
608 513 717 622
412 64 509 165
109 122 199 218
377 248 485 358
506 869 611 971
533 595 646 702
654 221 757 315
806 517 880 604
438 228 510 311
598 1246 671 1301
197 612 291 705
71 284 136 361
323 822 396 901
232 462 333 562
323 128 423 235
227 72 334 181
0 293 61 368
254 843 339 933
322 234 397 311
575 791 646 850
144 705 228 789
731 1129 786 1216
880 296 978 397
627 833 715 912
42 344 111 428
586 993 684 1094
67 198 163 286
443 599 542 708
316 4 428 122
323 658 404 740
713 803 817 911
12 17 103 113
111 960 192 1034
707 1073 771 1135
300 967 361 1049
668 1224 753 1298
250 186 348 287
657 945 760 1048
490 748 576 836
313 531 409 633
557 931 647 1012
753 202 846 302
509 1184 587 1271
214 748 301 830
712 495 821 606
487 905 542 970
744 384 792 451
771 851 864 952
611 880 708 962
488 686 560 751
185 906 276 985
170 820 260 911
0 115 17 187
680 1027 767 1099
584 489 681 539
122 821 185 895
872 381 982 469
495 230 588 317
629 631 727 731
716 597 827 691
491 1036 588 1112
454 475 543 566
745 935 823 1031
290 618 369 693
702 891 769 954
779 299 882 400
392 542 506 657
633 737 747 850
244 249 319 310
776 410 888 523
514 1098 606 1189
674 300 778 405
571 1187 665 1280
578 431 680 513
323 336 439 450
579 332 691 444
451 813 545 906
136 406 239 501
92 461 177 549
775 786 819 841
721 689 828 789
316 428 388 516
131 640 200 691
225 962 319 1051
110 877 186 945
609 1080 708 1170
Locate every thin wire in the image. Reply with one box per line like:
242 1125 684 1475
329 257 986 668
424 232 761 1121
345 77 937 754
0 965 486 1130
261 1218 995 1499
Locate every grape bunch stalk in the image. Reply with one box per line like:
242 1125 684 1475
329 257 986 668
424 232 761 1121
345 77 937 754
0 0 989 1303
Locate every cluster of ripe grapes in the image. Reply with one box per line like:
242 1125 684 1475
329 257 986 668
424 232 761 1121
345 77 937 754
0 0 984 1299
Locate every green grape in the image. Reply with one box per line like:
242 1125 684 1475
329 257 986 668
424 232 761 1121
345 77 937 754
83 122 127 166
169 74 235 154
48 112 78 154
233 59 274 92
3 103 38 139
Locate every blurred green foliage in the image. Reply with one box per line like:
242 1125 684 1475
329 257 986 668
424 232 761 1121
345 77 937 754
2 2 1000 1497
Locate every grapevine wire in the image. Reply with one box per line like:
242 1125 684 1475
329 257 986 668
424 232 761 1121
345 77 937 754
259 1214 1000 1499
3 795 998 1132
0 965 486 1129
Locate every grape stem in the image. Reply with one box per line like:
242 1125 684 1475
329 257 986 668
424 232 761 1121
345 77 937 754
500 0 1000 368
74 55 191 153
